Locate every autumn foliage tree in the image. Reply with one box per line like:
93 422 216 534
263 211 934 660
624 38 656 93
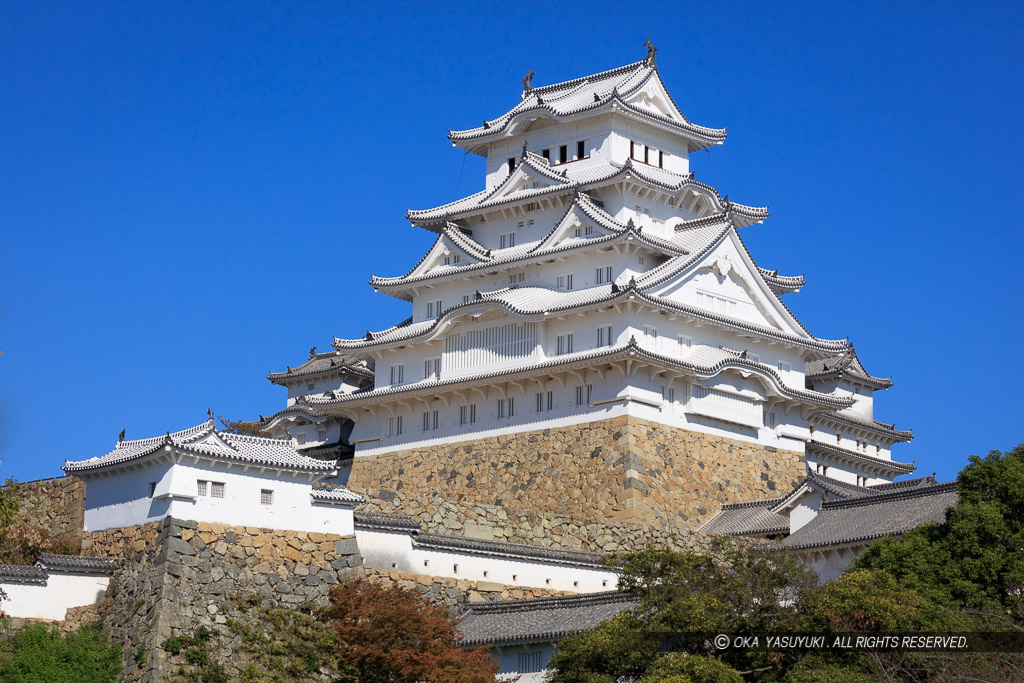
319 579 499 683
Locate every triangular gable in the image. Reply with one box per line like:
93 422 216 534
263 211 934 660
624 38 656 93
622 70 686 123
647 230 812 337
530 196 623 253
402 232 491 281
483 156 570 203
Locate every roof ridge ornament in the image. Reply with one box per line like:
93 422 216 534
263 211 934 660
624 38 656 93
521 69 535 94
207 407 214 421
642 38 658 67
309 346 317 359
118 428 125 443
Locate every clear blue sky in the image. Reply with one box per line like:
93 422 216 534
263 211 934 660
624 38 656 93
2 2 1022 484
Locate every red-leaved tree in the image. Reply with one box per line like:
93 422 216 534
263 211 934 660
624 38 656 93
319 579 499 683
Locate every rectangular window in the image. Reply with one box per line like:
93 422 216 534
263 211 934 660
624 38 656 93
747 353 760 364
459 404 477 425
507 157 516 174
211 482 225 499
678 335 692 352
595 265 613 284
536 391 553 412
630 140 638 160
559 145 568 163
497 396 516 419
765 410 776 429
426 300 443 318
387 416 403 436
519 651 543 673
500 232 515 249
542 148 550 161
296 432 306 445
556 273 574 290
576 140 585 159
508 272 525 284
149 481 156 497
317 425 327 440
575 384 592 406
424 357 440 379
197 480 208 496
662 386 675 403
260 489 273 505
644 325 658 341
422 410 439 431
462 294 471 304
597 325 613 347
777 360 791 375
390 364 405 385
556 333 574 355
659 150 665 168
644 145 650 164
695 290 738 316
306 382 315 391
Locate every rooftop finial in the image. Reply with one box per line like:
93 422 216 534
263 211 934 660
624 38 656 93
207 407 214 421
309 346 317 359
521 140 529 158
643 37 658 67
118 428 125 443
522 69 535 92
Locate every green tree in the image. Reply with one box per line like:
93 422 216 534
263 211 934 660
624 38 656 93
855 444 1024 623
0 622 121 682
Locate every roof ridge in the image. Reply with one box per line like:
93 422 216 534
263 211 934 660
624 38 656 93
720 497 785 510
822 481 958 510
530 61 648 95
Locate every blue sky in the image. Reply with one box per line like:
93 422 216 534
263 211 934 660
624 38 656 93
1 1 1021 484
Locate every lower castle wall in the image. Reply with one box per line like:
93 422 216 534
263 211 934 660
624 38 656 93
84 518 364 681
348 416 804 552
362 567 572 617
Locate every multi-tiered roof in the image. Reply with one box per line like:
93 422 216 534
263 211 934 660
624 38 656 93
267 46 914 488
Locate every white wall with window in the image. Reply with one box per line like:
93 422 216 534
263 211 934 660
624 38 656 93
73 453 359 536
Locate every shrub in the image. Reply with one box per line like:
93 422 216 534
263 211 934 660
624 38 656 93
0 622 121 682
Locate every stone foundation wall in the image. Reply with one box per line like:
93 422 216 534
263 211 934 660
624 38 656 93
363 567 571 616
348 417 804 552
3 476 85 550
85 518 364 681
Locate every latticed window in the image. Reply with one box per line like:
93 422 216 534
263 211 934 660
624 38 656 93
260 489 273 505
211 482 225 499
518 651 543 673
197 480 208 496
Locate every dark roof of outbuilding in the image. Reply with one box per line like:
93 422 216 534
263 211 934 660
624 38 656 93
698 498 788 536
268 352 373 386
36 554 117 574
0 563 47 583
354 511 422 531
458 591 637 646
782 481 958 550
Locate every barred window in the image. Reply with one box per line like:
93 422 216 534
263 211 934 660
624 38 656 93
197 480 208 496
518 651 544 673
211 482 225 499
260 489 273 505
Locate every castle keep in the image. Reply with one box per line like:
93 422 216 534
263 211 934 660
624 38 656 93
261 49 914 547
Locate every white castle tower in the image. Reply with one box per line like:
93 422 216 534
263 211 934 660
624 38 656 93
260 45 914 544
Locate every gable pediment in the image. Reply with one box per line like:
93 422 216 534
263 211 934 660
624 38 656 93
485 158 569 203
648 234 809 336
531 199 622 253
623 72 685 122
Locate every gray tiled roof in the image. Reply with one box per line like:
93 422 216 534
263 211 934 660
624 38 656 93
805 344 893 390
316 341 853 414
309 487 362 504
699 498 788 536
414 533 606 568
64 419 338 474
757 267 804 295
448 61 726 152
36 554 117 574
783 482 958 550
407 160 765 228
458 591 637 646
354 511 422 531
806 441 916 475
815 411 915 443
0 563 47 583
268 352 373 385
